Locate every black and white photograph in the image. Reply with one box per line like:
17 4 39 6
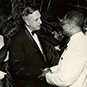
0 0 87 87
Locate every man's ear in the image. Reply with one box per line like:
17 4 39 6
22 16 29 26
68 24 72 31
69 23 75 30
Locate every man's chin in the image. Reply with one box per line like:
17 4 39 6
63 32 67 36
37 28 41 30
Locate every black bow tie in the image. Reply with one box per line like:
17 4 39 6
32 30 39 35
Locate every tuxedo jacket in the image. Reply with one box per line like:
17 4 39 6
8 24 55 87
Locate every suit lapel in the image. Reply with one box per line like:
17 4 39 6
25 29 38 47
36 33 47 62
25 29 47 62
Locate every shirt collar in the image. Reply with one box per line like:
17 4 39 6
70 31 83 40
67 31 83 46
25 24 33 35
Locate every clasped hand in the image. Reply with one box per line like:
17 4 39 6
38 68 52 81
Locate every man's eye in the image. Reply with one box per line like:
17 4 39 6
35 19 38 21
61 23 65 25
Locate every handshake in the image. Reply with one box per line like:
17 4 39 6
38 68 52 81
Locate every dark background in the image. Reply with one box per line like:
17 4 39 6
0 0 87 18
0 0 87 35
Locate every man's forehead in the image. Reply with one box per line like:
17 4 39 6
28 10 41 19
62 19 69 23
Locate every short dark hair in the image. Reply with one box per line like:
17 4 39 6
64 10 84 27
21 7 37 16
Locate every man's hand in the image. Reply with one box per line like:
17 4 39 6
38 68 52 81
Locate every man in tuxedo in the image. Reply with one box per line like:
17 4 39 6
7 6 57 87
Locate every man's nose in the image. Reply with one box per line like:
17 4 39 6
39 19 42 24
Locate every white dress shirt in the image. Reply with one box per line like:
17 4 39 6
25 25 43 54
46 31 87 87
